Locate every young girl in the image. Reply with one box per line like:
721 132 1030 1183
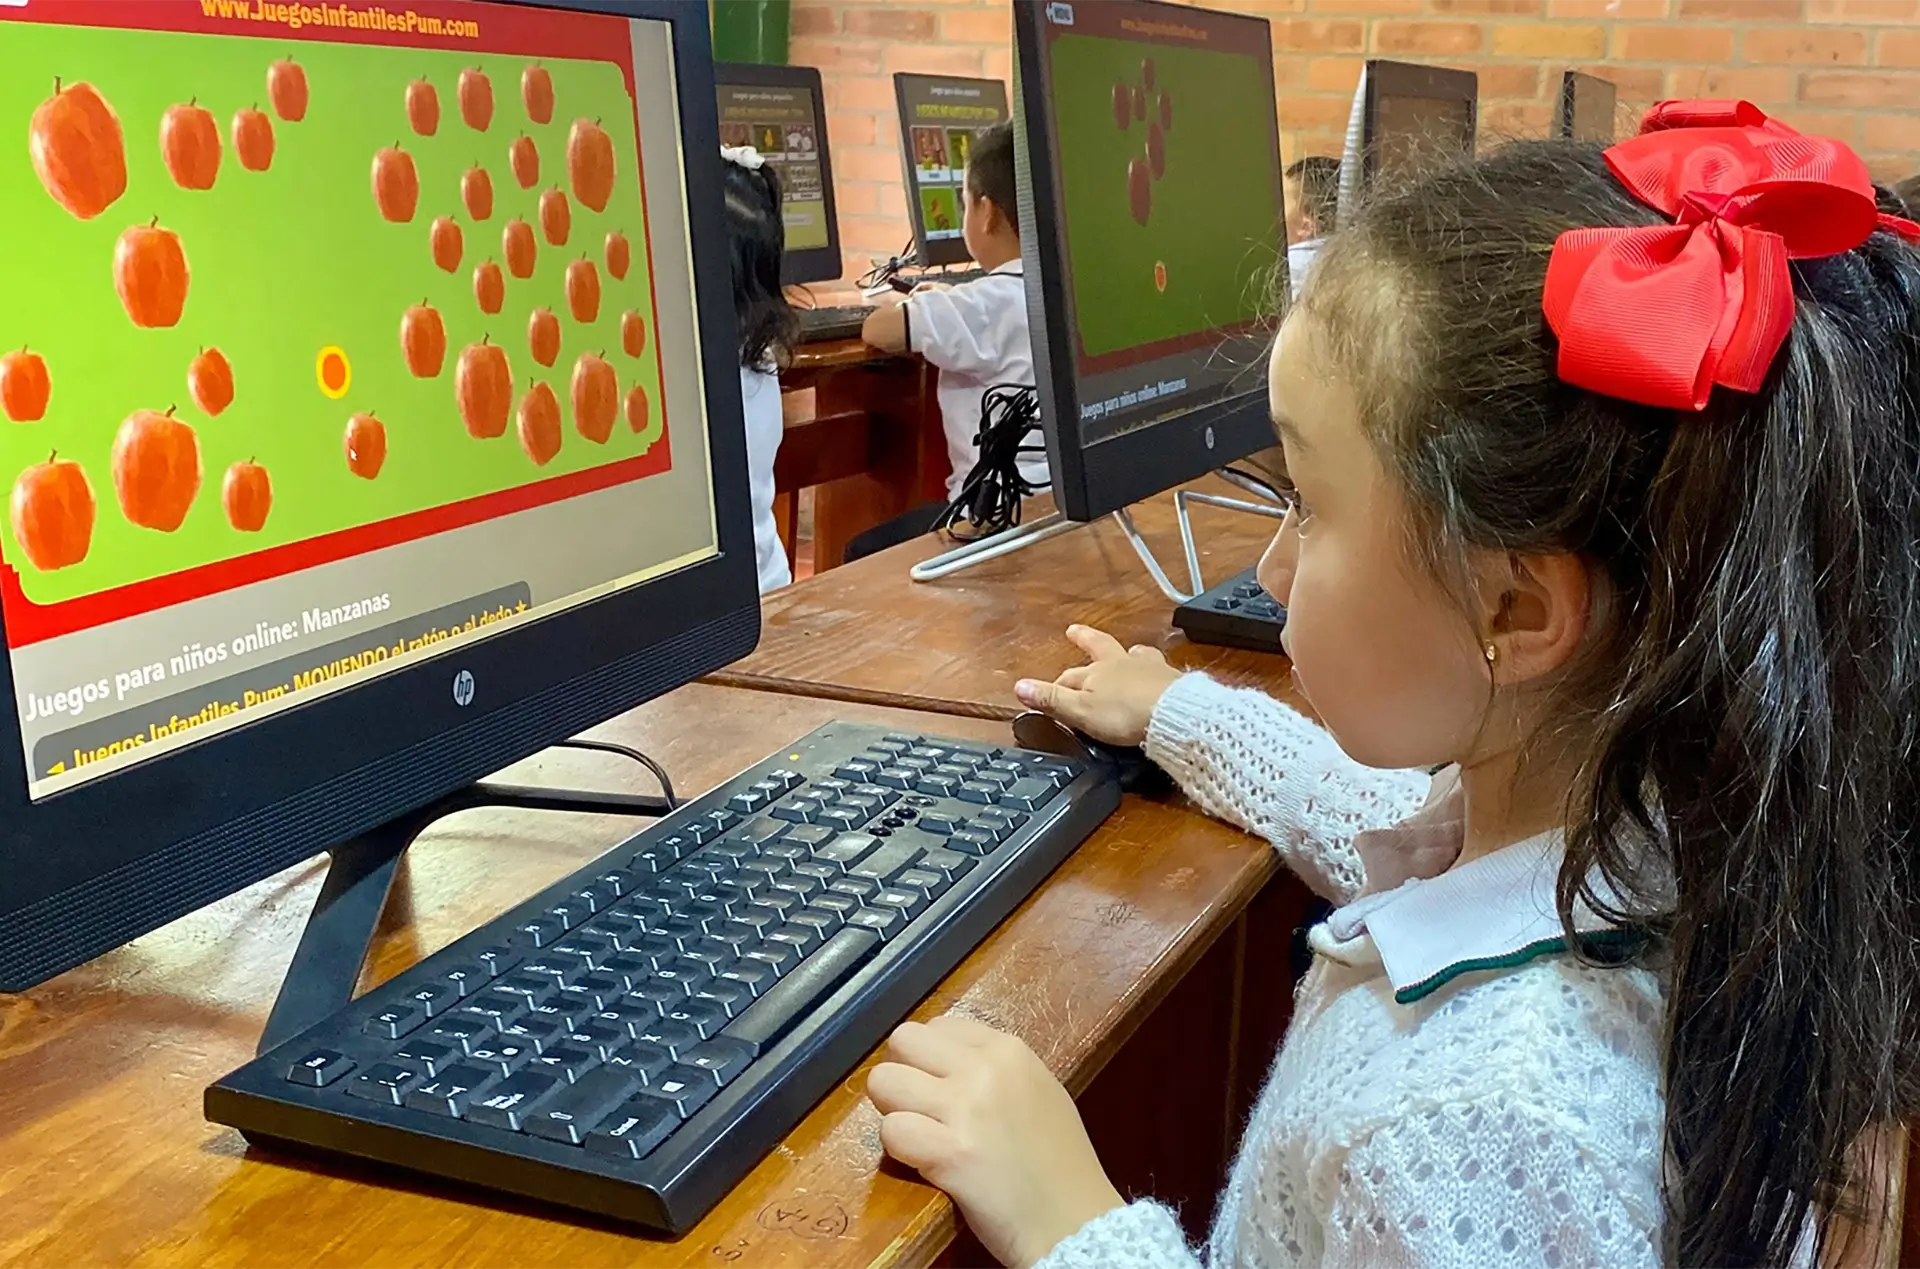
722 146 797 593
866 104 1920 1268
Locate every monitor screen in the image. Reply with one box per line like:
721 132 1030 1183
1374 93 1474 178
1562 71 1617 143
1 1 719 800
715 65 840 281
893 73 1010 267
1032 0 1284 453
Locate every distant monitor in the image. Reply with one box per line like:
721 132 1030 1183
1337 60 1477 224
716 62 843 285
1014 0 1287 522
1559 70 1617 142
893 73 1012 268
0 0 757 990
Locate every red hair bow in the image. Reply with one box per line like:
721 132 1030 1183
1542 99 1920 412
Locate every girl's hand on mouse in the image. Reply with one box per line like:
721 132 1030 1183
1014 624 1183 746
867 1016 1123 1269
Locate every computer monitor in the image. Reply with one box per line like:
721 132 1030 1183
0 0 757 991
1336 60 1477 224
715 62 843 285
1013 0 1287 522
1559 70 1617 143
893 73 1012 269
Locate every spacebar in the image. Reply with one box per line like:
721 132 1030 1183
723 927 880 1055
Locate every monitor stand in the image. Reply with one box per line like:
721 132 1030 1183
907 471 1286 600
255 739 669 1055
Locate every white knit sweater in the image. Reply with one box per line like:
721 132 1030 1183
1037 673 1666 1269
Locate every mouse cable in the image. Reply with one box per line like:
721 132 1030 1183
933 384 1047 539
552 738 678 811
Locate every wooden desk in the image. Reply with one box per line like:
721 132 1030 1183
0 683 1290 1269
713 476 1289 719
777 340 949 576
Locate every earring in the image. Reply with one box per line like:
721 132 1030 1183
1483 641 1499 667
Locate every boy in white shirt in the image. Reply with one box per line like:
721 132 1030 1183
862 122 1048 499
1283 155 1338 302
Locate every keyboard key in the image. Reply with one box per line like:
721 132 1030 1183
363 1005 424 1040
404 1062 495 1116
598 953 657 991
440 964 489 997
791 907 845 939
457 990 529 1029
585 1097 677 1159
765 924 822 957
541 900 589 930
392 1038 456 1077
766 768 805 791
717 962 776 999
468 1069 563 1130
708 923 762 954
592 870 636 898
908 745 951 762
630 978 691 1012
760 841 809 866
729 906 783 937
933 763 975 782
653 916 707 948
527 1044 600 1083
496 972 560 1006
917 846 976 881
815 834 878 870
560 976 623 1014
739 859 788 887
828 875 880 901
705 837 759 865
475 946 519 978
833 760 877 781
894 868 952 902
694 978 752 1017
627 844 677 874
344 1063 416 1106
873 887 929 921
399 982 457 1018
642 1067 718 1119
657 957 715 994
593 1003 665 1039
724 927 881 1055
728 790 770 815
571 882 622 914
852 784 899 807
509 917 567 949
810 892 863 919
772 874 823 902
500 1016 564 1053
752 889 803 918
741 942 801 979
632 1017 701 1059
286 1049 354 1087
682 942 738 976
548 935 617 970
999 778 1059 812
518 955 587 987
562 1021 631 1062
771 798 823 823
604 1041 672 1083
972 767 1016 789
915 811 964 834
874 767 915 790
466 1040 536 1079
915 776 960 798
679 899 730 930
957 781 999 804
664 996 731 1039
522 1066 643 1144
850 837 922 884
735 817 789 847
948 829 997 857
625 934 679 967
847 906 905 939
426 1016 492 1054
684 1037 756 1087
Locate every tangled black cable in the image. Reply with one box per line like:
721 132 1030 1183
933 384 1046 538
856 241 919 294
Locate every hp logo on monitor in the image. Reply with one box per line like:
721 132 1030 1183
452 670 476 708
1046 2 1074 24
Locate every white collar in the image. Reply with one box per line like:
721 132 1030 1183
987 259 1023 277
1312 789 1645 1004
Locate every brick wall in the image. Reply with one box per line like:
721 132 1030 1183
790 0 1920 286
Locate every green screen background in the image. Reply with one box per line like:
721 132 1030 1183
1047 32 1281 359
0 24 668 606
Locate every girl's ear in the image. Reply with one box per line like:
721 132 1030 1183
1473 548 1594 686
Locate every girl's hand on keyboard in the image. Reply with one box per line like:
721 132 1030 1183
867 1015 1122 1269
1014 624 1183 747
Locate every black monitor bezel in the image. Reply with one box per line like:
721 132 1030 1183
1361 59 1479 188
892 72 1012 269
0 0 761 992
714 61 844 286
1557 69 1617 143
1012 0 1284 524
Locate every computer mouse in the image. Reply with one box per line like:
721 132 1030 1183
1010 710 1173 795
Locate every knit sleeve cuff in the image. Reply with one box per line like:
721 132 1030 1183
1035 1200 1199 1269
1144 671 1325 798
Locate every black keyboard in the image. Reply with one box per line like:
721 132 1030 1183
1172 567 1286 653
205 722 1118 1234
796 305 875 343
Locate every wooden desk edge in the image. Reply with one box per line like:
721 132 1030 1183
701 671 1021 723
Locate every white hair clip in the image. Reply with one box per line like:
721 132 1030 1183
721 145 767 172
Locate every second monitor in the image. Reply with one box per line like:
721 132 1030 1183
716 62 843 285
894 72 1012 268
1015 0 1287 522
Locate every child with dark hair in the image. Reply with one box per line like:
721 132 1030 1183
722 146 799 593
867 102 1920 1269
1283 154 1339 300
864 121 1048 498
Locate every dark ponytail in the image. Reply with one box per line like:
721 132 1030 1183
723 159 797 371
1305 140 1920 1266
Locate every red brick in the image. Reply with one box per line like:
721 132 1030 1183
843 7 938 40
1307 57 1364 94
824 110 880 148
984 47 1014 86
822 73 897 114
1865 153 1920 183
1767 109 1856 142
1431 0 1544 11
1490 23 1604 58
1478 64 1542 98
1548 0 1669 12
789 4 838 37
1596 66 1667 101
1273 54 1312 91
879 183 910 221
833 144 908 184
1862 114 1920 152
1743 28 1868 64
1280 94 1365 130
1878 32 1920 68
1285 129 1349 164
1811 0 1918 19
832 181 881 218
1273 19 1366 52
1615 24 1732 63
1799 69 1920 107
939 7 1011 45
1668 66 1795 102
1373 20 1486 55
792 39 887 72
1678 0 1803 14
1307 0 1420 12
841 214 912 257
884 43 985 76
1479 101 1555 140
1233 0 1309 10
